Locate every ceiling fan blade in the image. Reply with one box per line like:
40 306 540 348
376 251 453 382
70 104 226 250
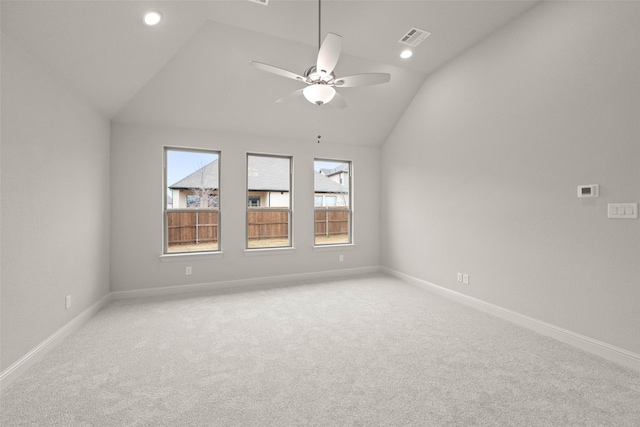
275 88 305 104
334 73 391 87
316 33 342 75
250 61 306 82
327 91 347 109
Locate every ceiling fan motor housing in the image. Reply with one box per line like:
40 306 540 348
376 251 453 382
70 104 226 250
304 66 335 84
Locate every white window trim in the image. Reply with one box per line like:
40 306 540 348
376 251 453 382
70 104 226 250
312 243 355 252
159 251 224 262
163 146 222 255
246 153 294 250
243 247 296 256
314 158 353 246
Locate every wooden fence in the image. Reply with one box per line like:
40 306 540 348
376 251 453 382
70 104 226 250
167 211 218 246
247 209 290 240
314 208 350 237
167 208 350 246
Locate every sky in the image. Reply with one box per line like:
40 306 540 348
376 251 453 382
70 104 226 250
166 150 218 188
314 160 345 172
166 149 346 191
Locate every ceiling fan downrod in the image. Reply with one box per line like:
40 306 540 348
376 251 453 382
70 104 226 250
318 0 322 52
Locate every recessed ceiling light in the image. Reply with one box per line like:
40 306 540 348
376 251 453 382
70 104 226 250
400 50 413 59
143 11 162 26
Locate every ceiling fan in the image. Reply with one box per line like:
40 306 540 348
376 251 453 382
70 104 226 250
250 0 390 108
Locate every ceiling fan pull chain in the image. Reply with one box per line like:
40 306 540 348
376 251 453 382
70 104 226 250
317 108 322 143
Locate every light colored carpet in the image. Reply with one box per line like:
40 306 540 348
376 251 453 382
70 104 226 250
1 273 639 426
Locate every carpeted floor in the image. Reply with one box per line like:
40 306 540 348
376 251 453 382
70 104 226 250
1 273 639 426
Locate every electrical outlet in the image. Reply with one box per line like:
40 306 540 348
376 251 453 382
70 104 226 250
339 255 344 262
462 274 469 285
186 266 192 275
65 295 71 310
457 273 463 282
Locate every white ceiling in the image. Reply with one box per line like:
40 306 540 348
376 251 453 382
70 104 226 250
1 0 540 147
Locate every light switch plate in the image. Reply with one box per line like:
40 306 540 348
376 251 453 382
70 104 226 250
608 203 638 219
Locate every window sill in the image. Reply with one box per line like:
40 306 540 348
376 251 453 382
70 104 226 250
313 243 356 252
159 251 224 262
244 247 296 256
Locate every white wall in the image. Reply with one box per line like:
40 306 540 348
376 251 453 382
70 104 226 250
267 192 290 208
110 123 380 292
172 189 187 208
0 35 111 371
382 1 640 355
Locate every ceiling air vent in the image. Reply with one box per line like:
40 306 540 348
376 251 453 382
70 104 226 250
399 27 431 47
248 0 269 5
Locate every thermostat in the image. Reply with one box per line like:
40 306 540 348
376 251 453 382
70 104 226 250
577 184 599 198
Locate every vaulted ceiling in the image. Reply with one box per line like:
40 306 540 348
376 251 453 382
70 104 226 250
1 0 540 146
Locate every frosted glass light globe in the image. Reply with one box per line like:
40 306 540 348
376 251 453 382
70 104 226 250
303 85 336 105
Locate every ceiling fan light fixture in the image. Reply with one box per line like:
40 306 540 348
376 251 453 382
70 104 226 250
249 0 389 108
303 84 336 105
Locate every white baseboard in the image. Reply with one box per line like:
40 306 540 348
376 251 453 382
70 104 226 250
110 266 382 300
382 267 640 372
7 265 634 393
0 293 112 391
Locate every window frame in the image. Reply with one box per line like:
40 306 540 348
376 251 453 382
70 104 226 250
246 153 293 250
314 158 353 247
163 147 221 255
248 196 261 207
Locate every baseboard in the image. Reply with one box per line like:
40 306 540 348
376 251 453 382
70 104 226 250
10 265 633 393
111 266 382 300
0 293 112 391
382 267 640 373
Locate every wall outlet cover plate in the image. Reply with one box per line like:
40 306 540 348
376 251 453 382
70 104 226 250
577 184 598 198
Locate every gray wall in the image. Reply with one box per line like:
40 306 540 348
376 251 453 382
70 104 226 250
110 123 380 292
382 1 640 355
1 36 111 370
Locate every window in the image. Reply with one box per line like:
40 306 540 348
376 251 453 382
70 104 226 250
186 194 200 207
164 148 220 254
314 159 351 245
247 154 292 249
187 194 217 208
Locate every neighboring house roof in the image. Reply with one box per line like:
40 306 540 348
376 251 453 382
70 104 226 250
320 163 349 177
314 171 348 194
169 160 219 190
169 157 347 193
247 155 289 192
